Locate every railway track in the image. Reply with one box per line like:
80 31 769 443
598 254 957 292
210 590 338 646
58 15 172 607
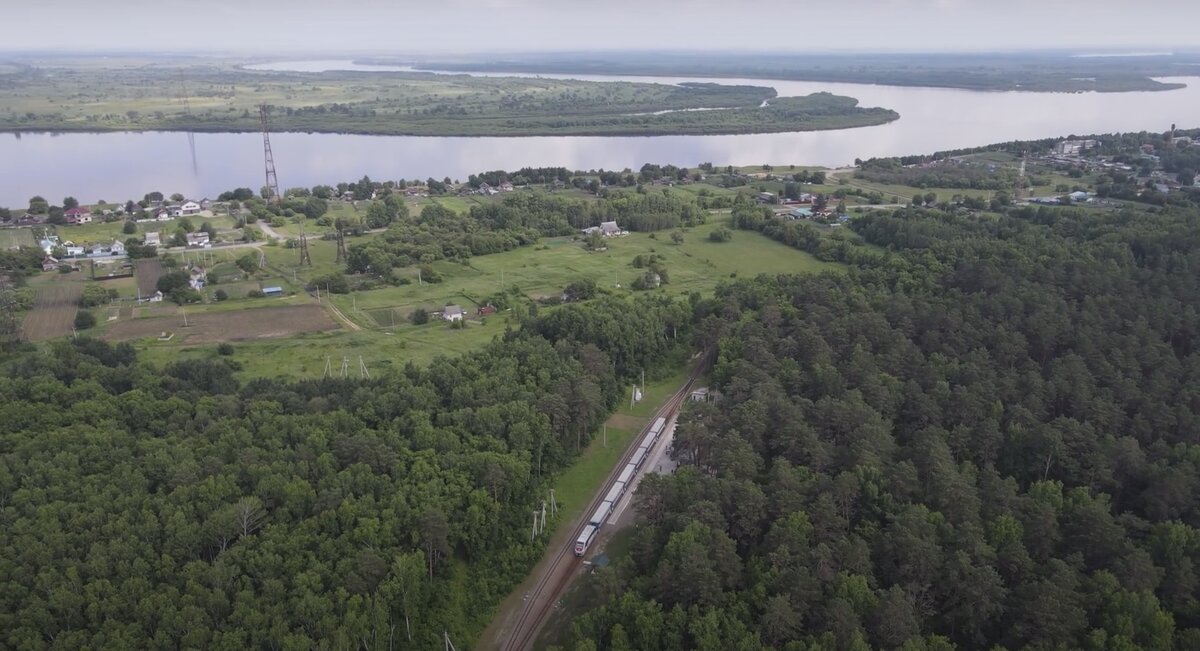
501 352 709 651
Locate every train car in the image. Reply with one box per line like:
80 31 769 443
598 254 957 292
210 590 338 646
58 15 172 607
589 501 613 527
617 464 635 485
603 481 625 506
630 446 648 470
575 524 598 556
650 417 666 436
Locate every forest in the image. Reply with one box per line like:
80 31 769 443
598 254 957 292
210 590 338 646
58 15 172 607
0 60 894 137
0 295 691 649
855 158 1022 191
407 51 1200 93
564 202 1200 650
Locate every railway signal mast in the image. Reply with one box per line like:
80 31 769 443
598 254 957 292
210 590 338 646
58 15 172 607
260 104 281 205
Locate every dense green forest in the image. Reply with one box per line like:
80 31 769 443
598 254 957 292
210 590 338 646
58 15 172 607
0 295 691 649
566 202 1200 650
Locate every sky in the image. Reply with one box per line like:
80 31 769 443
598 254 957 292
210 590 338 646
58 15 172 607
3 0 1199 54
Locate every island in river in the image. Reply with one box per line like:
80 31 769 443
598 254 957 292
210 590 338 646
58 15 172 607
0 57 898 137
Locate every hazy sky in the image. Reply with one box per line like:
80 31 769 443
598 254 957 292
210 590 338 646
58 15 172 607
4 0 1199 54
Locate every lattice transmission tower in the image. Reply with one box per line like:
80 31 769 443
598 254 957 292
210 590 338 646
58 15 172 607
260 104 280 205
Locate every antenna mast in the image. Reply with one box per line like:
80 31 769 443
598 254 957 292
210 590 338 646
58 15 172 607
260 104 280 205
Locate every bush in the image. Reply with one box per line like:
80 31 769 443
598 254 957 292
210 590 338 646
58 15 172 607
122 221 137 235
217 342 234 356
168 288 202 305
74 310 96 329
708 228 733 243
247 289 264 298
156 270 191 294
214 289 228 301
409 308 429 325
80 283 117 307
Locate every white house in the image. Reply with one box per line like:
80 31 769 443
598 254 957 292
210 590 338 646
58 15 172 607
443 305 465 322
186 232 211 248
144 232 161 248
179 200 202 215
64 245 85 257
110 240 126 256
599 221 622 237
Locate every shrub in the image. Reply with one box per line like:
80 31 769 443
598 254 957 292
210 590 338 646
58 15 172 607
214 289 228 301
74 310 96 329
708 228 733 243
217 342 234 356
409 308 429 325
247 289 264 298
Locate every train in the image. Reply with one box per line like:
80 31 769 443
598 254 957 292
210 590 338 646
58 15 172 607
574 416 668 556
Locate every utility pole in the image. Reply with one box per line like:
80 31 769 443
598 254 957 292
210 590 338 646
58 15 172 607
549 489 558 517
297 227 311 266
603 423 607 448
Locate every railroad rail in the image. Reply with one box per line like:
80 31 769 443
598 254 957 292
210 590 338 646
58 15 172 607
501 351 709 651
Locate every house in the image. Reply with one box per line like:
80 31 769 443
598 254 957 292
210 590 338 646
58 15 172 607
147 290 164 303
64 245 85 257
757 191 776 203
788 207 814 220
581 226 602 236
109 240 126 256
64 207 93 224
185 232 211 248
262 286 284 297
199 198 212 210
1055 139 1097 156
189 266 206 290
478 182 498 196
798 192 815 203
477 305 497 316
144 232 161 248
442 305 465 322
599 221 622 237
39 236 60 255
1068 191 1092 203
168 206 184 218
179 200 202 215
1154 183 1171 195
41 256 59 272
154 208 171 221
499 181 515 192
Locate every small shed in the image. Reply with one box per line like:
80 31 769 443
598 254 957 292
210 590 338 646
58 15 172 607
262 286 284 297
443 305 465 321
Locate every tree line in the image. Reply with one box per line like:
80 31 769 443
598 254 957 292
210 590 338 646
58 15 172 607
565 201 1200 650
0 294 693 649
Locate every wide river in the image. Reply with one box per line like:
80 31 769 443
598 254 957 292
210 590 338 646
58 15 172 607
2 59 1198 206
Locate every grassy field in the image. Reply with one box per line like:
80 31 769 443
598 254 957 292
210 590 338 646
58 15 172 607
117 212 838 379
328 215 839 326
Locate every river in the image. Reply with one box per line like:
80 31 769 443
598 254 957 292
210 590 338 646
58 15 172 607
2 59 1197 206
